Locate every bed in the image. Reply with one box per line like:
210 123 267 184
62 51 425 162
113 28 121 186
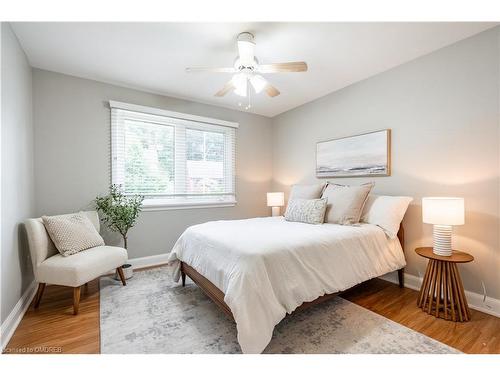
168 216 406 353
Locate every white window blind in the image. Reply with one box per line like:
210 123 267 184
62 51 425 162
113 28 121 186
110 101 237 209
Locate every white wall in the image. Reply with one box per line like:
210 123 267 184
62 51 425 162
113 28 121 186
272 27 500 300
1 23 35 323
32 69 273 259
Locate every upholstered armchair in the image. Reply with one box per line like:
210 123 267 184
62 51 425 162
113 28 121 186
24 211 128 314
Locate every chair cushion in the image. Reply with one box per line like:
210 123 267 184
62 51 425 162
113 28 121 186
37 246 128 287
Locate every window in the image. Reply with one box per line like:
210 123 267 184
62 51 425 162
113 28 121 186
110 101 237 209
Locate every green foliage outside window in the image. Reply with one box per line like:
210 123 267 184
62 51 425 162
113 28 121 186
124 120 174 194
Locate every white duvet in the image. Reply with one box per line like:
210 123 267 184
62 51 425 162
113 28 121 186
167 216 406 353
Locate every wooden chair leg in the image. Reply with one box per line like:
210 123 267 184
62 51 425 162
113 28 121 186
398 268 404 288
181 270 186 287
116 267 126 286
33 283 46 309
73 286 81 315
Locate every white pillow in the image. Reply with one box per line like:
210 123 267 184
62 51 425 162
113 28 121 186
361 195 413 238
42 212 105 256
321 182 374 225
284 198 328 225
289 183 326 201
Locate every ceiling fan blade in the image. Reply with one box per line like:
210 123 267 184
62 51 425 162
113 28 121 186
237 40 255 67
264 84 280 97
186 67 237 73
214 80 236 97
257 62 308 73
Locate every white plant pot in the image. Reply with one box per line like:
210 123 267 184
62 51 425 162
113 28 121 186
115 264 133 280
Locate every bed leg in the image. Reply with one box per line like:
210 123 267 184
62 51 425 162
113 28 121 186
398 268 404 288
181 269 186 287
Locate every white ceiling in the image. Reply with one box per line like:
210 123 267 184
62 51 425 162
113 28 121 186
11 22 497 117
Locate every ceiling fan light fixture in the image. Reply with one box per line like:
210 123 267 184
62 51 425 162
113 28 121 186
232 73 247 97
187 31 306 102
250 74 267 94
234 85 247 97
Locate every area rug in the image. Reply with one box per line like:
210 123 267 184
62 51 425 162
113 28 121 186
100 266 459 354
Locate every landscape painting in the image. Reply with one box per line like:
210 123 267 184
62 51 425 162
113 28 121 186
316 129 391 177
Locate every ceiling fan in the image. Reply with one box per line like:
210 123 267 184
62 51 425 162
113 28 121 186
185 32 308 100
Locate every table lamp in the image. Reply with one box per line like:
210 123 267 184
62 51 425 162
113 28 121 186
267 192 284 217
422 197 464 256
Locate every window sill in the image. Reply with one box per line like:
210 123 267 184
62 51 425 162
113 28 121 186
142 200 237 212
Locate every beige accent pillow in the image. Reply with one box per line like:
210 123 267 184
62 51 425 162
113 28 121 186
42 212 105 257
289 183 326 201
284 198 328 225
361 195 413 238
321 183 374 225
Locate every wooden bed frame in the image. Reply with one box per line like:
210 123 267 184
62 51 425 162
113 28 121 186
180 225 405 321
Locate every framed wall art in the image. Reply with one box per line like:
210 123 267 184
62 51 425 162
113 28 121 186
316 129 391 178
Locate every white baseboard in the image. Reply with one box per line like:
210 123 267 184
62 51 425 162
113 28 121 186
380 271 500 318
127 253 170 270
1 280 37 351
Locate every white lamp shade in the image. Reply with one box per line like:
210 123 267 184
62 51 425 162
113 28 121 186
250 74 267 93
232 73 247 97
422 197 464 225
267 192 284 207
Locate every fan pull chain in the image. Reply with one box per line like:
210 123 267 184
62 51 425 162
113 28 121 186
245 79 252 110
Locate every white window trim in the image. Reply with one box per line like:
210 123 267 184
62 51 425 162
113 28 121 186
109 100 239 128
110 101 238 210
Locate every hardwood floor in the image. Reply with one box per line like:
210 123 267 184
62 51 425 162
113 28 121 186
341 279 500 354
4 281 100 354
4 272 500 354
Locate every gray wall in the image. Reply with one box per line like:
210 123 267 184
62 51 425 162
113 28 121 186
5 25 500 325
32 69 273 259
272 28 500 299
1 23 35 323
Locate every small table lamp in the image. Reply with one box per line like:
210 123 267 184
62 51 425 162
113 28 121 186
422 197 464 256
267 192 284 217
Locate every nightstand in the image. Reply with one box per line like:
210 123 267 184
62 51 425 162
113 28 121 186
415 247 473 322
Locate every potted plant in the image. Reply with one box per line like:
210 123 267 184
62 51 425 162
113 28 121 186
95 184 144 279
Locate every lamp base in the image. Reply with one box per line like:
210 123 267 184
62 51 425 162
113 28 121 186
433 224 452 256
271 206 281 217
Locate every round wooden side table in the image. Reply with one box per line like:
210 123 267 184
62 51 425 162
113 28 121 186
415 247 474 322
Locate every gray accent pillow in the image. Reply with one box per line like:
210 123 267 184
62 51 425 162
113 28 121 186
289 183 326 200
321 183 374 225
42 212 105 257
284 198 328 225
